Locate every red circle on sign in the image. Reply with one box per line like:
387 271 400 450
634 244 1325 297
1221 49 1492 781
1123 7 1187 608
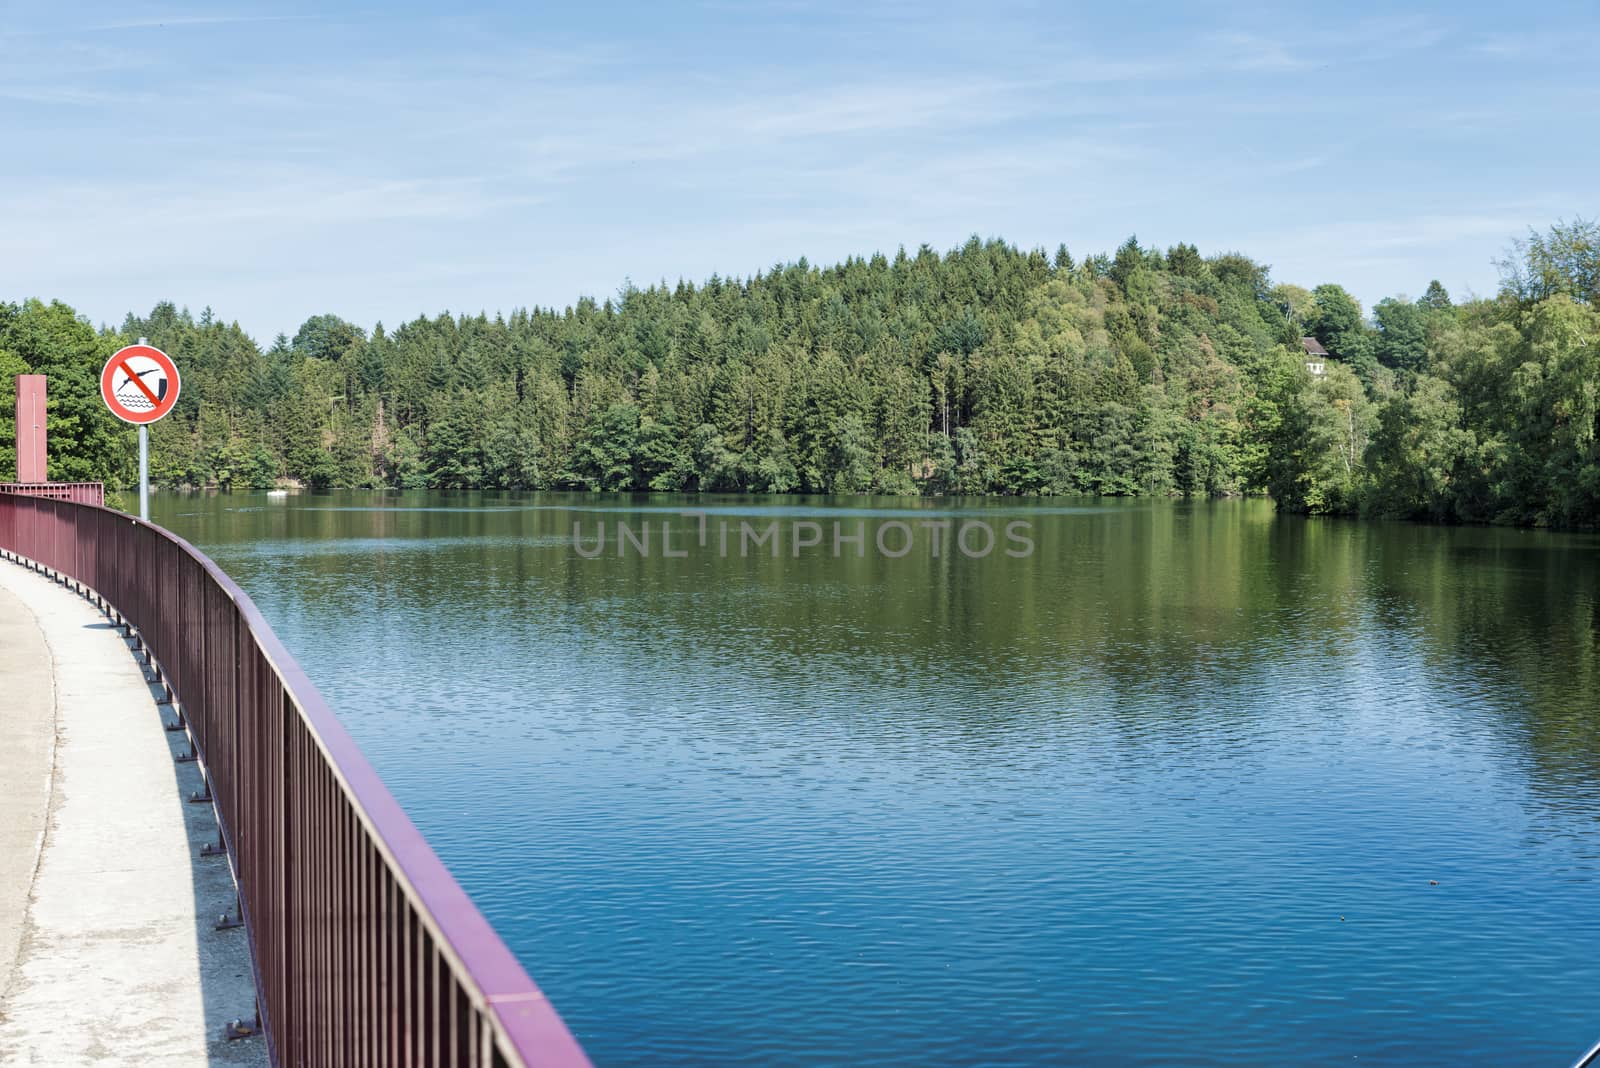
101 344 182 425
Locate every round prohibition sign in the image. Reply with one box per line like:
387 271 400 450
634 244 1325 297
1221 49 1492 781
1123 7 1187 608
101 344 182 424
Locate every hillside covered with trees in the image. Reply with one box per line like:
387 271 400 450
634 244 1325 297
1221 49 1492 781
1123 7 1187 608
2 220 1597 527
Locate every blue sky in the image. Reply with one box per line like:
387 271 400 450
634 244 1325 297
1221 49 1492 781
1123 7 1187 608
3 1 1596 342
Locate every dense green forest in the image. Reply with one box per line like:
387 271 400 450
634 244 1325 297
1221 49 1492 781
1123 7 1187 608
2 220 1597 527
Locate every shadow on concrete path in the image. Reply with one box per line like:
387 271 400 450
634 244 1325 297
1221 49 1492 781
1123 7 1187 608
0 559 267 1067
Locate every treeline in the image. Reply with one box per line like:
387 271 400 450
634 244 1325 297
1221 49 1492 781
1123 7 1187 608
1 221 1596 527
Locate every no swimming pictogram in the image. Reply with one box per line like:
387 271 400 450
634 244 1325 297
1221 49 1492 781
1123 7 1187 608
101 344 182 425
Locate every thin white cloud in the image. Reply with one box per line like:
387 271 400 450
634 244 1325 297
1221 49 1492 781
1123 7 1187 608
0 85 160 105
1201 32 1311 74
1197 14 1450 77
1470 28 1600 60
80 14 324 31
1259 212 1551 255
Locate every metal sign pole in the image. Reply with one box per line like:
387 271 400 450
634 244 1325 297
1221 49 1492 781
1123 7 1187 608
137 337 150 521
139 426 149 521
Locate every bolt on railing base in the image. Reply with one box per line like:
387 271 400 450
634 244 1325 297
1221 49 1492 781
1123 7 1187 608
224 1015 260 1042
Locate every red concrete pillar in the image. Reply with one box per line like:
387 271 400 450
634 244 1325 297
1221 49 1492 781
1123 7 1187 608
15 375 46 483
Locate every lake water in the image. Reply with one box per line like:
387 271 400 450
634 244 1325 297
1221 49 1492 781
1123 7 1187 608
152 492 1600 1067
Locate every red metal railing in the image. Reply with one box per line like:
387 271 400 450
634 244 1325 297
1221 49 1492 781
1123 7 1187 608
0 494 591 1068
0 481 104 506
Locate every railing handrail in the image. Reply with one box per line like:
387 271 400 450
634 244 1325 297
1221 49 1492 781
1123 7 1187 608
0 482 105 506
0 481 104 488
0 495 591 1067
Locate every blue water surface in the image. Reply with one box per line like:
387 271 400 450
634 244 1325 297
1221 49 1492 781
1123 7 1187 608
157 492 1600 1067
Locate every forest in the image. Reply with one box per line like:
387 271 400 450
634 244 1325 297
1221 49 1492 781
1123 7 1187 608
1 219 1597 528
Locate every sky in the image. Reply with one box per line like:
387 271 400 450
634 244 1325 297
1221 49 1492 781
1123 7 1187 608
3 1 1597 342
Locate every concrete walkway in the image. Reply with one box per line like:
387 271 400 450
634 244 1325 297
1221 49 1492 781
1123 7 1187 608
0 559 266 1067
